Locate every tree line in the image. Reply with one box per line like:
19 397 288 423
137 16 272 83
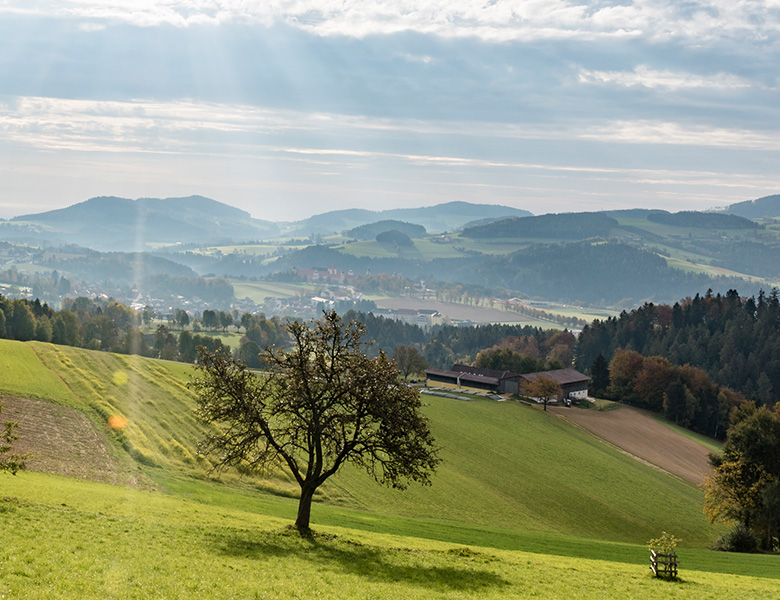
576 289 780 404
0 294 290 366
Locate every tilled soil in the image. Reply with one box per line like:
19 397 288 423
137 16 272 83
1 395 143 487
548 404 713 486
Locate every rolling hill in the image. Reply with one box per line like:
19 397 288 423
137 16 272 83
284 201 532 236
9 195 280 251
722 194 780 218
1 338 717 545
3 339 779 598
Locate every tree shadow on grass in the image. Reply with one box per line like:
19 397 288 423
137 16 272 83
210 527 510 593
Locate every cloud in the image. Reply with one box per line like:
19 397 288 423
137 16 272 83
3 1 780 45
577 65 756 90
5 96 779 159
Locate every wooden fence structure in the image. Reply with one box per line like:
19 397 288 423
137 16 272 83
649 549 678 579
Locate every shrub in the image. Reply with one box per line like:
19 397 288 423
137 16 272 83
711 524 758 552
647 531 682 554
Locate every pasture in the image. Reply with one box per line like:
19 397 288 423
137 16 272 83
1 340 778 597
2 472 778 599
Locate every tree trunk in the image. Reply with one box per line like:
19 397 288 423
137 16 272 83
295 483 316 535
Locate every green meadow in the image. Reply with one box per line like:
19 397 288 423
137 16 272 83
231 281 317 304
1 339 777 597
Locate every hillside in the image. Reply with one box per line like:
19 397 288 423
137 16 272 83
1 339 719 546
645 210 759 230
722 194 780 218
345 220 427 240
268 242 762 307
284 201 532 236
4 471 778 599
461 212 618 240
4 339 780 598
10 195 280 251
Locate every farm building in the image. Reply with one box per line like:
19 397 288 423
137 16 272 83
425 364 589 400
519 368 590 401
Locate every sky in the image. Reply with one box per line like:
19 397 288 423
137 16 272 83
1 1 779 221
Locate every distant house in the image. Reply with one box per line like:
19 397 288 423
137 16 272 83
425 364 589 400
391 308 443 330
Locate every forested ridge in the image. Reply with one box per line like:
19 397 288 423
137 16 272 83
267 242 760 307
576 289 780 422
461 212 617 240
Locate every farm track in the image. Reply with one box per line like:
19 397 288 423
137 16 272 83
547 404 712 486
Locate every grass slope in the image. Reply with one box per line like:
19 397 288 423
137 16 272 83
1 472 778 599
0 340 720 548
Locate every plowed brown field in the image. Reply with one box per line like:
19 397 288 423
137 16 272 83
548 404 713 486
1 395 142 486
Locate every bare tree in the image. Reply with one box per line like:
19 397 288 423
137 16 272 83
191 311 439 535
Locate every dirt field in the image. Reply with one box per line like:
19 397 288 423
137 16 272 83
548 404 713 486
1 396 142 486
375 297 535 324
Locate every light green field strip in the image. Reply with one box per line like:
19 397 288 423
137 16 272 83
232 280 316 303
0 340 75 404
650 414 723 455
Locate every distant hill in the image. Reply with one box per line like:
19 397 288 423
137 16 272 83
5 197 530 249
345 220 426 240
285 201 531 236
10 195 280 251
461 212 617 240
268 241 761 307
646 210 759 229
722 194 780 218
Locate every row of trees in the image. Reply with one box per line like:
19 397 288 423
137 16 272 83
339 311 575 371
0 295 234 364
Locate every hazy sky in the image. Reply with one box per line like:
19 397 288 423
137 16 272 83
1 1 779 221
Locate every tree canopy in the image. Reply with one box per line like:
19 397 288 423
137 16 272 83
191 311 439 535
704 404 780 550
521 376 563 411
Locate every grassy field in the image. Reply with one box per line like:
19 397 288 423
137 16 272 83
2 340 778 597
232 280 316 304
0 340 718 544
2 472 778 599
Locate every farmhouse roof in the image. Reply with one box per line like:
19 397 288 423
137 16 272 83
520 368 589 385
450 363 520 380
425 367 501 386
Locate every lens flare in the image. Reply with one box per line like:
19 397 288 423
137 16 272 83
113 370 129 386
108 415 128 430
